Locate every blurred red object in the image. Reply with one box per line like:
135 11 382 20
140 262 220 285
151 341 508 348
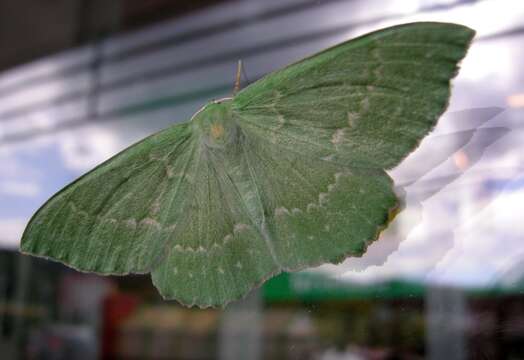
102 291 140 359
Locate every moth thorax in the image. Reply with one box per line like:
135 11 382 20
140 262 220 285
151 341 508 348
192 100 238 149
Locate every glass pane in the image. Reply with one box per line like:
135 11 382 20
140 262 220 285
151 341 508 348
1 0 523 359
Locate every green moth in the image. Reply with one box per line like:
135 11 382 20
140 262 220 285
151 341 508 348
20 22 475 308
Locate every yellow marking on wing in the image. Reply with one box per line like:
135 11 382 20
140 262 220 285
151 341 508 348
210 123 224 139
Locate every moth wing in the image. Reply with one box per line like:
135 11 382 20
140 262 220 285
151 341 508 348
151 134 280 308
233 22 475 169
225 22 474 274
233 128 399 271
21 123 195 274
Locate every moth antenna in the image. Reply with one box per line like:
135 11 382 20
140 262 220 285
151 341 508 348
233 60 242 94
242 62 250 85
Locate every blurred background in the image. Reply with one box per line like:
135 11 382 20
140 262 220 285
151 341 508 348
1 0 523 359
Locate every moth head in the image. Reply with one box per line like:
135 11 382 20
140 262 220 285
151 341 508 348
192 99 237 149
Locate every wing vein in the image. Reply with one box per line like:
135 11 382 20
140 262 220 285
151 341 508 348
239 133 282 268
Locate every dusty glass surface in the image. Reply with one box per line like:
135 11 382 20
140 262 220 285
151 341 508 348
1 0 523 359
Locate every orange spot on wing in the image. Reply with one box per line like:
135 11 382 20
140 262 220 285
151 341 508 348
210 123 224 139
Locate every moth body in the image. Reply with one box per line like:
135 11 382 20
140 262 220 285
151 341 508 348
192 99 238 149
